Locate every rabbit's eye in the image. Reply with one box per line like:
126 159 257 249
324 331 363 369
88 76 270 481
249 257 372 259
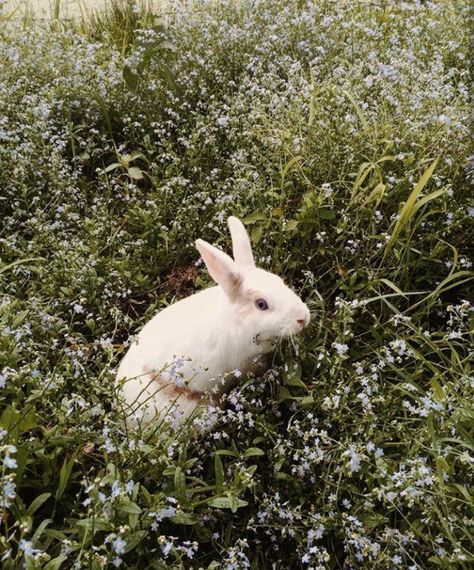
255 298 268 311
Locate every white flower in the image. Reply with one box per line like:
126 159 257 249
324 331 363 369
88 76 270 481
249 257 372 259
19 539 40 556
321 182 333 197
333 342 349 356
216 116 229 127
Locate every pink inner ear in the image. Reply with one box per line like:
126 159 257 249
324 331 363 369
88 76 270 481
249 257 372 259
196 239 242 299
210 256 242 299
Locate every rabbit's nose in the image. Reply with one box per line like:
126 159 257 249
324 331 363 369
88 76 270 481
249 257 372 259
296 306 310 328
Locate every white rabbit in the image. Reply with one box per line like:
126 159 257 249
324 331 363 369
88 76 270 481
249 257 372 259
116 216 310 425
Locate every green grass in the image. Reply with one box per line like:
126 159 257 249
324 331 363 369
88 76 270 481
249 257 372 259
0 0 473 568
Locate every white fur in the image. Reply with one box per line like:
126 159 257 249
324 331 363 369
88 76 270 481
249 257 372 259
116 216 310 425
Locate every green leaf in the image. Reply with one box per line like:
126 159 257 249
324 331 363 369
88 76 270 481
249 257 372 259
170 512 200 525
104 162 120 173
278 386 296 403
431 377 445 402
251 224 263 244
76 518 114 531
351 161 373 196
215 449 239 458
43 529 67 541
285 220 299 231
31 518 52 543
360 512 388 530
27 493 51 515
242 211 266 224
436 456 449 473
55 452 78 500
243 447 265 458
174 467 186 502
281 155 303 189
124 530 148 552
118 500 142 515
123 65 139 91
385 157 440 251
284 364 306 389
44 556 68 570
379 278 407 299
300 395 315 407
361 182 386 207
229 495 248 513
208 496 248 512
0 405 37 441
411 270 474 310
317 208 336 220
128 166 144 180
214 454 224 494
453 483 472 502
0 257 43 275
208 496 233 509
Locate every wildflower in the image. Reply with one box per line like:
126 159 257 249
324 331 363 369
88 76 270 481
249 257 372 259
333 343 349 356
345 447 361 473
19 539 40 556
3 456 17 469
321 183 333 197
177 540 198 559
448 330 462 340
216 116 229 127
1 476 16 508
111 481 121 498
112 537 127 555
159 536 174 557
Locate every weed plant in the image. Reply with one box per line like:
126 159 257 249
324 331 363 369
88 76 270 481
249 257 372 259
0 0 472 568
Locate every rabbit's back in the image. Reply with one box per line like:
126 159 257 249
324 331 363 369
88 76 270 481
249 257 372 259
116 286 241 420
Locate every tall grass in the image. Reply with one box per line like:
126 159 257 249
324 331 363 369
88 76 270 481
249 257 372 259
0 0 472 568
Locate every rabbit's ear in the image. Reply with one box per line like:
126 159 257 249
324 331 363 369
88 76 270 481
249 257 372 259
196 239 242 299
228 216 255 267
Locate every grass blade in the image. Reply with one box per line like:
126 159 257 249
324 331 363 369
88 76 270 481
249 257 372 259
385 156 440 252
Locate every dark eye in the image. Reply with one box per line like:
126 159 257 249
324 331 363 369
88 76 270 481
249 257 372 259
255 298 268 311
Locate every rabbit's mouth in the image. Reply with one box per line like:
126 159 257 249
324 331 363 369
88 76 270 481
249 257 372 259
280 322 305 337
253 333 278 347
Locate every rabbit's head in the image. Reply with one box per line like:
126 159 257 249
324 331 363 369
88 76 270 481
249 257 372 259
196 216 310 343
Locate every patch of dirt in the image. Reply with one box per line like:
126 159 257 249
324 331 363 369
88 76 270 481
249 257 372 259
166 264 198 298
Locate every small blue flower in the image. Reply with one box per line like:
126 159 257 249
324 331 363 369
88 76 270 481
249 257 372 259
19 539 40 556
112 537 126 555
3 456 17 469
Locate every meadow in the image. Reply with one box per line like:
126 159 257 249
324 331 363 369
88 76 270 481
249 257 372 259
0 0 473 568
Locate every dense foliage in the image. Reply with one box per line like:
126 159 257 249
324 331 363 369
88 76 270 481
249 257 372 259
0 0 472 568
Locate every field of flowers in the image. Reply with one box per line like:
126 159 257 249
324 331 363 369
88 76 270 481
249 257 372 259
0 0 473 568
